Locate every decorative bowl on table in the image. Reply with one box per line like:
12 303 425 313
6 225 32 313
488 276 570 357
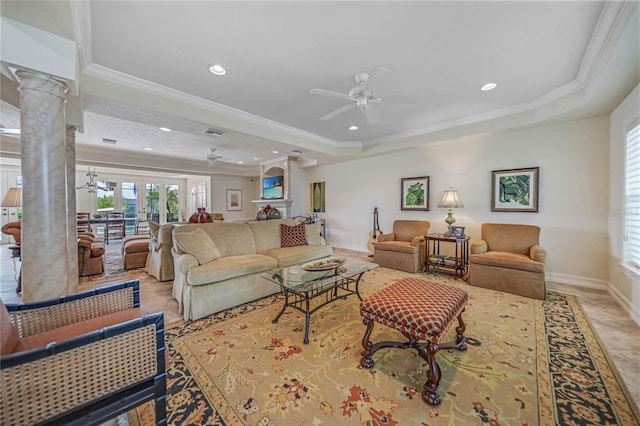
301 257 346 271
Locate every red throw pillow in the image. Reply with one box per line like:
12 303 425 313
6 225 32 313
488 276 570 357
281 223 308 248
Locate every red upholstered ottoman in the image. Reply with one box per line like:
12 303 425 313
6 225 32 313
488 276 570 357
359 277 468 406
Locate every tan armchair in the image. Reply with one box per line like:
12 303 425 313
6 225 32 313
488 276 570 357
373 220 430 273
469 223 547 299
1 221 21 245
78 233 105 277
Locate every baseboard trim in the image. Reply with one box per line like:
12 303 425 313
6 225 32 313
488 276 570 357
607 283 640 327
546 272 609 291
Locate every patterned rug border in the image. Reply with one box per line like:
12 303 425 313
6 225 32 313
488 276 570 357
138 288 640 426
537 292 639 424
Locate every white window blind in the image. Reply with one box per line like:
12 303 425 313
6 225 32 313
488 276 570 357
625 121 640 270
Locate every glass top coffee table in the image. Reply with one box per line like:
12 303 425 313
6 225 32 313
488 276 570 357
262 257 378 344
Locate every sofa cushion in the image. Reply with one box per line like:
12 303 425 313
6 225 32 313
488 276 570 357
174 228 223 265
304 222 322 245
281 223 308 248
187 254 277 285
262 245 333 267
0 300 19 355
13 307 147 353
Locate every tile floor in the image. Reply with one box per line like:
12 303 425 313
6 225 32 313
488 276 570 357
1 243 638 407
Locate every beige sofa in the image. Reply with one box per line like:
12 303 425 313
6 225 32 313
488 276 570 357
146 223 176 281
172 219 332 320
469 223 547 299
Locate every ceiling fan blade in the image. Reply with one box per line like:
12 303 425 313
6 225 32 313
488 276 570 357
310 88 354 101
321 103 356 121
365 106 381 124
383 94 421 104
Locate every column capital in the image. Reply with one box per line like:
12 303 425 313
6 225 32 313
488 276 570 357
15 69 68 99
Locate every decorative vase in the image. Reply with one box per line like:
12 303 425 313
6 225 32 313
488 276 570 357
256 208 267 221
267 207 281 219
189 207 213 223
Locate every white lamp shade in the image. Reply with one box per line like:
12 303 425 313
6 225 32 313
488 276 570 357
437 187 463 208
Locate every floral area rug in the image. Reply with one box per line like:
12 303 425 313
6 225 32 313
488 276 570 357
130 268 639 425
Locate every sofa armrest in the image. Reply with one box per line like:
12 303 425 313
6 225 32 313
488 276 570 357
377 232 396 243
470 240 488 254
1 312 166 426
530 244 547 264
172 249 199 273
5 280 140 338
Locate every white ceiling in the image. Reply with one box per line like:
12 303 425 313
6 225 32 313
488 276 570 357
1 1 638 174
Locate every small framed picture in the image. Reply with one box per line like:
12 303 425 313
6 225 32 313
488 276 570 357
226 189 242 211
449 226 465 238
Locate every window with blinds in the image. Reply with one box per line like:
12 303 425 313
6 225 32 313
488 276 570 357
625 120 640 270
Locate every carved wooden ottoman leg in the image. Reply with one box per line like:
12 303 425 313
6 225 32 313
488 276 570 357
422 341 443 406
360 317 376 368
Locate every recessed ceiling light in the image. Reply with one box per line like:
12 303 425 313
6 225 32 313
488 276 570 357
253 157 261 160
272 150 279 154
143 147 153 151
159 127 171 132
349 125 359 131
209 64 226 76
481 82 497 91
237 161 244 164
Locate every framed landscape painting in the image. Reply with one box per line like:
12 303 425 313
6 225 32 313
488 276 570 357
401 176 429 211
491 167 539 212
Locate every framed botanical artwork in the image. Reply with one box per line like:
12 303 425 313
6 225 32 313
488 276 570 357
401 176 429 211
491 167 539 212
450 226 465 238
226 189 242 211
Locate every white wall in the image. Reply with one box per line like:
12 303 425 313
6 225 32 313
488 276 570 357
609 84 640 325
305 115 610 287
211 174 260 221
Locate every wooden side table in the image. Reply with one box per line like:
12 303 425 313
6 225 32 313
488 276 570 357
424 234 470 278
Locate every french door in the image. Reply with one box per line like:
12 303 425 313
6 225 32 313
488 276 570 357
95 180 181 230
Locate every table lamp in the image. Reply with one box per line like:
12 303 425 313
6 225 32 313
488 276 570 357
437 187 463 236
2 187 22 208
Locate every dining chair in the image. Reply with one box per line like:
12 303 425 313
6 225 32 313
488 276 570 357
105 212 125 244
76 212 92 233
135 219 151 235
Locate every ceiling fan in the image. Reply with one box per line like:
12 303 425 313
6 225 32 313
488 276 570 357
310 68 394 125
206 148 227 166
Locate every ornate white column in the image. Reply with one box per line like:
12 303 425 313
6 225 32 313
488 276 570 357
17 70 72 302
66 125 79 293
